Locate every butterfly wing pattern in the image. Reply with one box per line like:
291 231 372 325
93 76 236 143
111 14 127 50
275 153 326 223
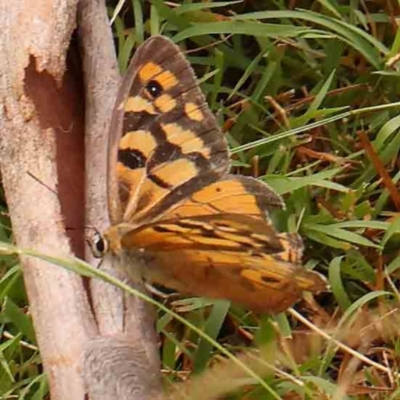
104 36 326 314
107 35 229 226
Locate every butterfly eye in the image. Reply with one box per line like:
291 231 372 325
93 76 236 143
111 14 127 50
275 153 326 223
146 80 163 98
89 232 108 258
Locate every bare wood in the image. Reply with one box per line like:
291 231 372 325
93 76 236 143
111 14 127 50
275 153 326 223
78 0 124 333
78 0 163 397
0 0 97 398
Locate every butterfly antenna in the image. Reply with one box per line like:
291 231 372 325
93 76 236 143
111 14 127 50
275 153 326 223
27 171 59 196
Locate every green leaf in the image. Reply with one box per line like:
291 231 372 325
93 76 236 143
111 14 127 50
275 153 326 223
374 114 400 151
3 298 36 344
233 9 386 68
381 216 400 249
264 168 348 195
293 69 336 127
193 300 230 373
132 0 144 44
20 373 48 400
305 223 380 248
173 22 324 42
174 0 243 14
302 376 351 399
328 257 352 311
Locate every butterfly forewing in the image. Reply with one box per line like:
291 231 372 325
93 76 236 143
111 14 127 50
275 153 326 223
108 36 229 226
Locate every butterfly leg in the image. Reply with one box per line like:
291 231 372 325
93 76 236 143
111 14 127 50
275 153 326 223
144 281 180 301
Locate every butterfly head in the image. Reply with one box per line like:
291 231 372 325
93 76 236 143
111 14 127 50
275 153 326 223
89 224 135 258
89 231 109 258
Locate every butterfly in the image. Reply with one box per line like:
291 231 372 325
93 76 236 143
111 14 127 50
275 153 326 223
93 35 326 314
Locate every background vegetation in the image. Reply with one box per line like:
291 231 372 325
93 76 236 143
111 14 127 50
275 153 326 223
1 0 400 398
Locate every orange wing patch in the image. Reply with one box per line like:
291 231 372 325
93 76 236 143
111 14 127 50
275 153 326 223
165 175 284 220
161 123 209 156
123 96 157 114
139 62 178 91
154 95 177 113
119 130 157 154
185 102 204 121
139 62 179 90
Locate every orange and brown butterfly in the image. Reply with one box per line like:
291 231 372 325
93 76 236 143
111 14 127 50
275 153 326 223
93 35 327 314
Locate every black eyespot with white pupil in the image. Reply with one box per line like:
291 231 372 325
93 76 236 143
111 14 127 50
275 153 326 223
146 80 163 98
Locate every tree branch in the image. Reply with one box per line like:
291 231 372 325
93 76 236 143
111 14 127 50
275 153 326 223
78 0 162 398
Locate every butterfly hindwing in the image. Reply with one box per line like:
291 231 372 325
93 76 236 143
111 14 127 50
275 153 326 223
139 248 323 314
108 36 229 226
117 174 295 256
164 175 285 220
121 213 284 253
118 213 325 314
114 178 326 312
